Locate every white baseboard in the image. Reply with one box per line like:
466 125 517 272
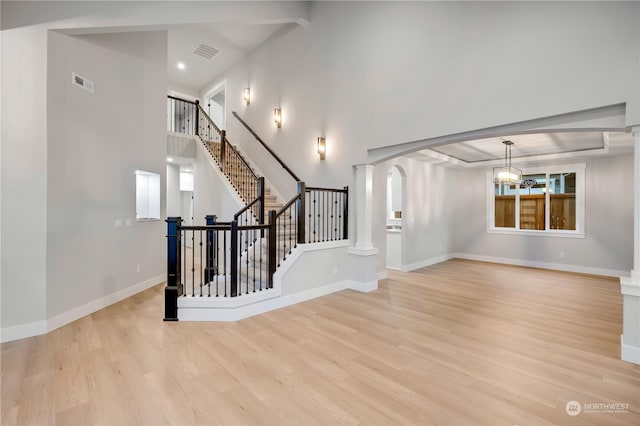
348 280 378 293
620 275 640 296
400 254 454 272
377 271 388 280
454 253 628 278
621 335 640 365
1 274 165 343
0 320 48 343
179 277 377 321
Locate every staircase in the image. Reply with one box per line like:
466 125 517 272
164 95 348 321
204 140 283 211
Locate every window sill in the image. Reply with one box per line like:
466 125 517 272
487 229 585 239
136 218 161 222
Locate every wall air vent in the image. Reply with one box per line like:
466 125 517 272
192 43 219 60
71 72 94 93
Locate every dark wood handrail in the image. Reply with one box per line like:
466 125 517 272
179 223 269 231
232 111 301 182
275 192 301 218
234 195 261 221
195 104 258 181
306 186 348 193
226 138 259 181
197 104 222 134
167 95 197 104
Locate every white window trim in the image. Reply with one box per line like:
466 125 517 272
486 163 585 238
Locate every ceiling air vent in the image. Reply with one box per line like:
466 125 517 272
192 43 219 60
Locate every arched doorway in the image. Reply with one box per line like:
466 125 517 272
386 165 406 269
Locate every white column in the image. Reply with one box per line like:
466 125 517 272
634 127 640 276
353 164 375 251
620 126 640 365
348 164 378 291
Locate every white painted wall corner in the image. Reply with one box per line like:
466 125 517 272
621 334 640 365
1 275 165 343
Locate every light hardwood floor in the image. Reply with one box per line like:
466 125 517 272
2 259 639 425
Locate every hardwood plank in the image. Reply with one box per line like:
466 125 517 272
2 259 639 425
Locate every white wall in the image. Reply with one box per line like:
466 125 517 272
46 30 168 319
166 163 181 217
1 24 48 330
208 98 224 130
199 1 638 264
373 157 454 273
205 1 639 198
0 0 303 338
452 155 634 275
168 81 199 100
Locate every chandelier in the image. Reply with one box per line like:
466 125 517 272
493 140 522 185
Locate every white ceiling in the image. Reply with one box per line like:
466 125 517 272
406 132 634 167
168 23 286 91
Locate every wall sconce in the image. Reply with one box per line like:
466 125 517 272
274 107 282 128
317 137 326 160
243 87 251 105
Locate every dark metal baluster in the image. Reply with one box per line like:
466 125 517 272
313 190 317 242
215 229 219 297
339 192 343 240
199 230 203 297
230 221 238 297
277 216 281 267
286 206 290 258
259 229 263 291
323 191 326 241
223 230 227 297
244 228 249 295
181 103 185 133
327 191 330 241
323 191 327 242
191 230 195 296
331 192 340 241
183 230 187 297
268 210 276 289
343 187 349 240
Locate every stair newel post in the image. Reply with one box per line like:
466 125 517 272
230 220 238 297
164 217 183 321
205 215 216 285
343 186 349 240
220 130 226 172
195 100 200 136
268 210 277 289
257 177 265 225
297 181 306 245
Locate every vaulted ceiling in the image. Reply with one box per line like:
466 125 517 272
168 23 288 91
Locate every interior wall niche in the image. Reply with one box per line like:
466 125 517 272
136 170 161 220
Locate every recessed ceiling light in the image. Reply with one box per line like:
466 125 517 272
177 62 185 70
